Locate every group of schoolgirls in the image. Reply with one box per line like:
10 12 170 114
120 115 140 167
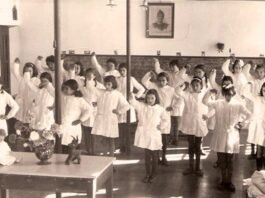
0 54 265 192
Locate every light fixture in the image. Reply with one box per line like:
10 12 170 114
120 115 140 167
106 0 117 7
140 0 148 10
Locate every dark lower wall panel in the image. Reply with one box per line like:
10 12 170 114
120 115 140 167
64 54 265 84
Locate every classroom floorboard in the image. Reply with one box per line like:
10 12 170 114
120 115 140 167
9 130 254 198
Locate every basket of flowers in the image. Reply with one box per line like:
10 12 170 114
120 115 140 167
9 121 62 165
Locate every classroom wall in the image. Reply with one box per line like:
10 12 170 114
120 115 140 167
9 0 265 93
18 0 265 62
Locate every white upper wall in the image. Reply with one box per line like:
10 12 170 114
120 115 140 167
17 0 265 61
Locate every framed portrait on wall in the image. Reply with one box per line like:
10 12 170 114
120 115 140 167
146 3 174 38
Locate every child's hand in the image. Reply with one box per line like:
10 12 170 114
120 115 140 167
92 102 97 107
202 114 208 121
166 106 173 111
37 56 43 61
0 115 7 120
112 109 120 115
14 58 20 64
72 120 81 126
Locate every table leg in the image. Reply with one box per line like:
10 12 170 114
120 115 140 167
106 171 113 198
55 192 62 198
1 189 9 198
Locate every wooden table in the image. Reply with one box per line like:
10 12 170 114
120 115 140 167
0 152 114 198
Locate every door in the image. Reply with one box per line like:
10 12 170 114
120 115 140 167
0 26 10 92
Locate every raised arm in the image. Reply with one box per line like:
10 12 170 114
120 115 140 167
12 58 22 82
202 90 214 107
131 77 145 98
128 93 143 112
24 72 39 92
242 83 255 101
209 69 221 91
153 58 165 74
242 63 254 82
222 59 233 77
141 71 157 90
91 53 105 77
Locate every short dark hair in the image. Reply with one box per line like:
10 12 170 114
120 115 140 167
157 72 170 82
221 76 233 85
23 62 38 77
104 75 118 89
45 55 55 64
169 59 179 68
118 63 127 70
232 59 243 72
145 89 160 105
260 82 265 96
222 85 236 97
256 64 265 71
106 58 117 67
191 76 203 88
62 79 82 97
40 72 53 83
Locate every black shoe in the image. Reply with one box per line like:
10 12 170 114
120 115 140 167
182 168 194 175
161 158 168 166
226 182 236 192
148 175 155 183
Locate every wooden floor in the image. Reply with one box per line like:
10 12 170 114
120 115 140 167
9 130 254 198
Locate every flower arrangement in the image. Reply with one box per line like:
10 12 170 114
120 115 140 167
9 121 62 165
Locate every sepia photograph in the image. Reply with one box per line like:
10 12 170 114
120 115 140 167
1 0 265 197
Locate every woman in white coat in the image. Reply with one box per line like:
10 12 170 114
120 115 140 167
203 85 251 192
0 78 19 136
61 79 92 154
91 75 130 157
129 89 169 183
117 63 145 155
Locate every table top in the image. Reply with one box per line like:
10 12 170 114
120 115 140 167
0 152 114 179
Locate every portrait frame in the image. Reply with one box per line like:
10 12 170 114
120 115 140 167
146 3 175 38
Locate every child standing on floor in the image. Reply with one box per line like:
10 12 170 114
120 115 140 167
91 75 130 156
153 58 186 145
243 82 265 170
129 89 169 183
0 77 19 137
176 77 208 176
28 72 55 130
91 52 120 78
61 79 92 154
80 68 105 155
117 63 145 154
203 85 251 192
142 71 179 166
12 58 40 124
